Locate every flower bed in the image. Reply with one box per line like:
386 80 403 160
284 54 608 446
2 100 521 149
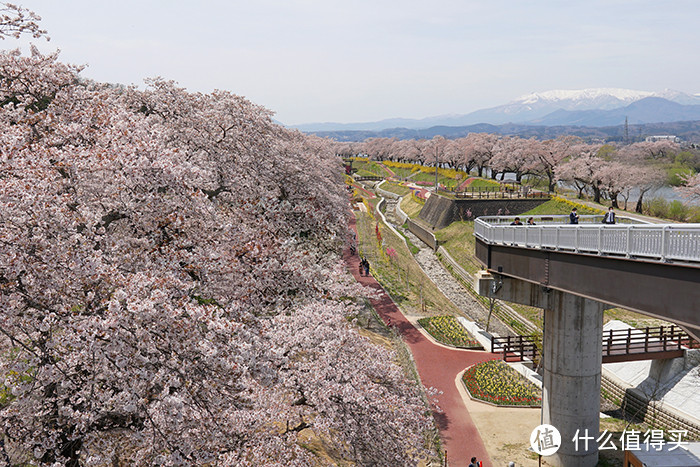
417 315 481 348
462 360 541 407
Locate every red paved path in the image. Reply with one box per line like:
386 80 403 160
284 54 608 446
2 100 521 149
346 215 497 467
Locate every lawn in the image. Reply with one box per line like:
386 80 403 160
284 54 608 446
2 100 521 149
379 181 412 197
523 196 603 216
352 160 387 177
400 193 424 219
410 170 460 188
433 221 481 275
467 178 500 189
353 208 464 318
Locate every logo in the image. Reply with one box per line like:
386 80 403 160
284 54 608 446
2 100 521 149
530 424 561 456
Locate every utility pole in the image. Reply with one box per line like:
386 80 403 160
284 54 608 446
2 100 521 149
624 116 629 144
434 144 439 193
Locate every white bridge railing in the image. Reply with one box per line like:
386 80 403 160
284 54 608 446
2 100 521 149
474 215 700 266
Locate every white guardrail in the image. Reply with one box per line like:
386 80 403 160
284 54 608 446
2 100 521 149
474 215 700 266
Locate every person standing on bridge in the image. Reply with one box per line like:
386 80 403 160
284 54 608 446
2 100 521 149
569 207 579 224
603 207 616 224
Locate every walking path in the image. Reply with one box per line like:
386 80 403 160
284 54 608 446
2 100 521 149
346 214 497 467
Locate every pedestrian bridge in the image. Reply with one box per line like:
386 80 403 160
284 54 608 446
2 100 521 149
474 215 700 340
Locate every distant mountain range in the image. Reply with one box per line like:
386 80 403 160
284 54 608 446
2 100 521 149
292 88 700 134
309 120 700 143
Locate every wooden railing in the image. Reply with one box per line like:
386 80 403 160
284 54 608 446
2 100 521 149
603 325 699 360
491 335 540 362
490 326 698 364
452 189 550 199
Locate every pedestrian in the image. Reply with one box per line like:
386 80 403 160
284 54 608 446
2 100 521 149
364 259 370 276
468 456 479 467
527 217 536 225
508 462 516 467
603 206 616 224
569 207 579 224
510 217 523 225
359 257 365 276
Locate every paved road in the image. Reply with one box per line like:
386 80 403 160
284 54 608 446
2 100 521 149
347 214 497 467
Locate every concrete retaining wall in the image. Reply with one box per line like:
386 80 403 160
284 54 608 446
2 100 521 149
375 181 401 200
406 218 437 251
395 199 409 225
376 197 408 249
418 194 550 230
601 372 700 439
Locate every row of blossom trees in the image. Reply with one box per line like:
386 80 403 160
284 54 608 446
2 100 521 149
0 39 433 467
337 135 689 211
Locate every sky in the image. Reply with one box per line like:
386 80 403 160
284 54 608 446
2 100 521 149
9 0 700 125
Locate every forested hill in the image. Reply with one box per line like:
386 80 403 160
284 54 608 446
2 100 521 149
309 120 700 143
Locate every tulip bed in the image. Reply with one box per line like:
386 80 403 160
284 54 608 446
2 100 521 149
462 359 542 407
417 315 480 348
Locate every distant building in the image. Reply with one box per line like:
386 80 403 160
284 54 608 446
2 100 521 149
645 135 681 143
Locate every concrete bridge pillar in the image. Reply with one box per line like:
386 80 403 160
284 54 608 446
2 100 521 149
542 290 604 467
475 272 607 467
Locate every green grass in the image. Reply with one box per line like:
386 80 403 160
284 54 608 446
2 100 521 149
385 166 413 178
467 178 500 189
380 182 411 196
433 221 481 275
400 194 424 219
354 209 464 318
355 168 377 178
417 315 481 348
352 160 386 177
410 171 460 188
523 197 603 216
398 225 420 254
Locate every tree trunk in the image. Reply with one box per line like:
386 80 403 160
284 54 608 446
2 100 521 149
610 193 619 209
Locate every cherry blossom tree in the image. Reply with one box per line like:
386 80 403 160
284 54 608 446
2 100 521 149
596 161 636 208
361 137 397 161
463 133 497 177
490 136 539 182
392 138 422 164
616 142 670 212
678 173 700 200
555 144 605 201
0 3 47 40
0 48 433 465
535 135 583 192
619 140 679 162
423 135 447 167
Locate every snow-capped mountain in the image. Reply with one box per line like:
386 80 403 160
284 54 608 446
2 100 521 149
458 88 700 125
293 88 700 132
515 88 654 109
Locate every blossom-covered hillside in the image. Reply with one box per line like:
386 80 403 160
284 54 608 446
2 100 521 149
0 47 433 465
